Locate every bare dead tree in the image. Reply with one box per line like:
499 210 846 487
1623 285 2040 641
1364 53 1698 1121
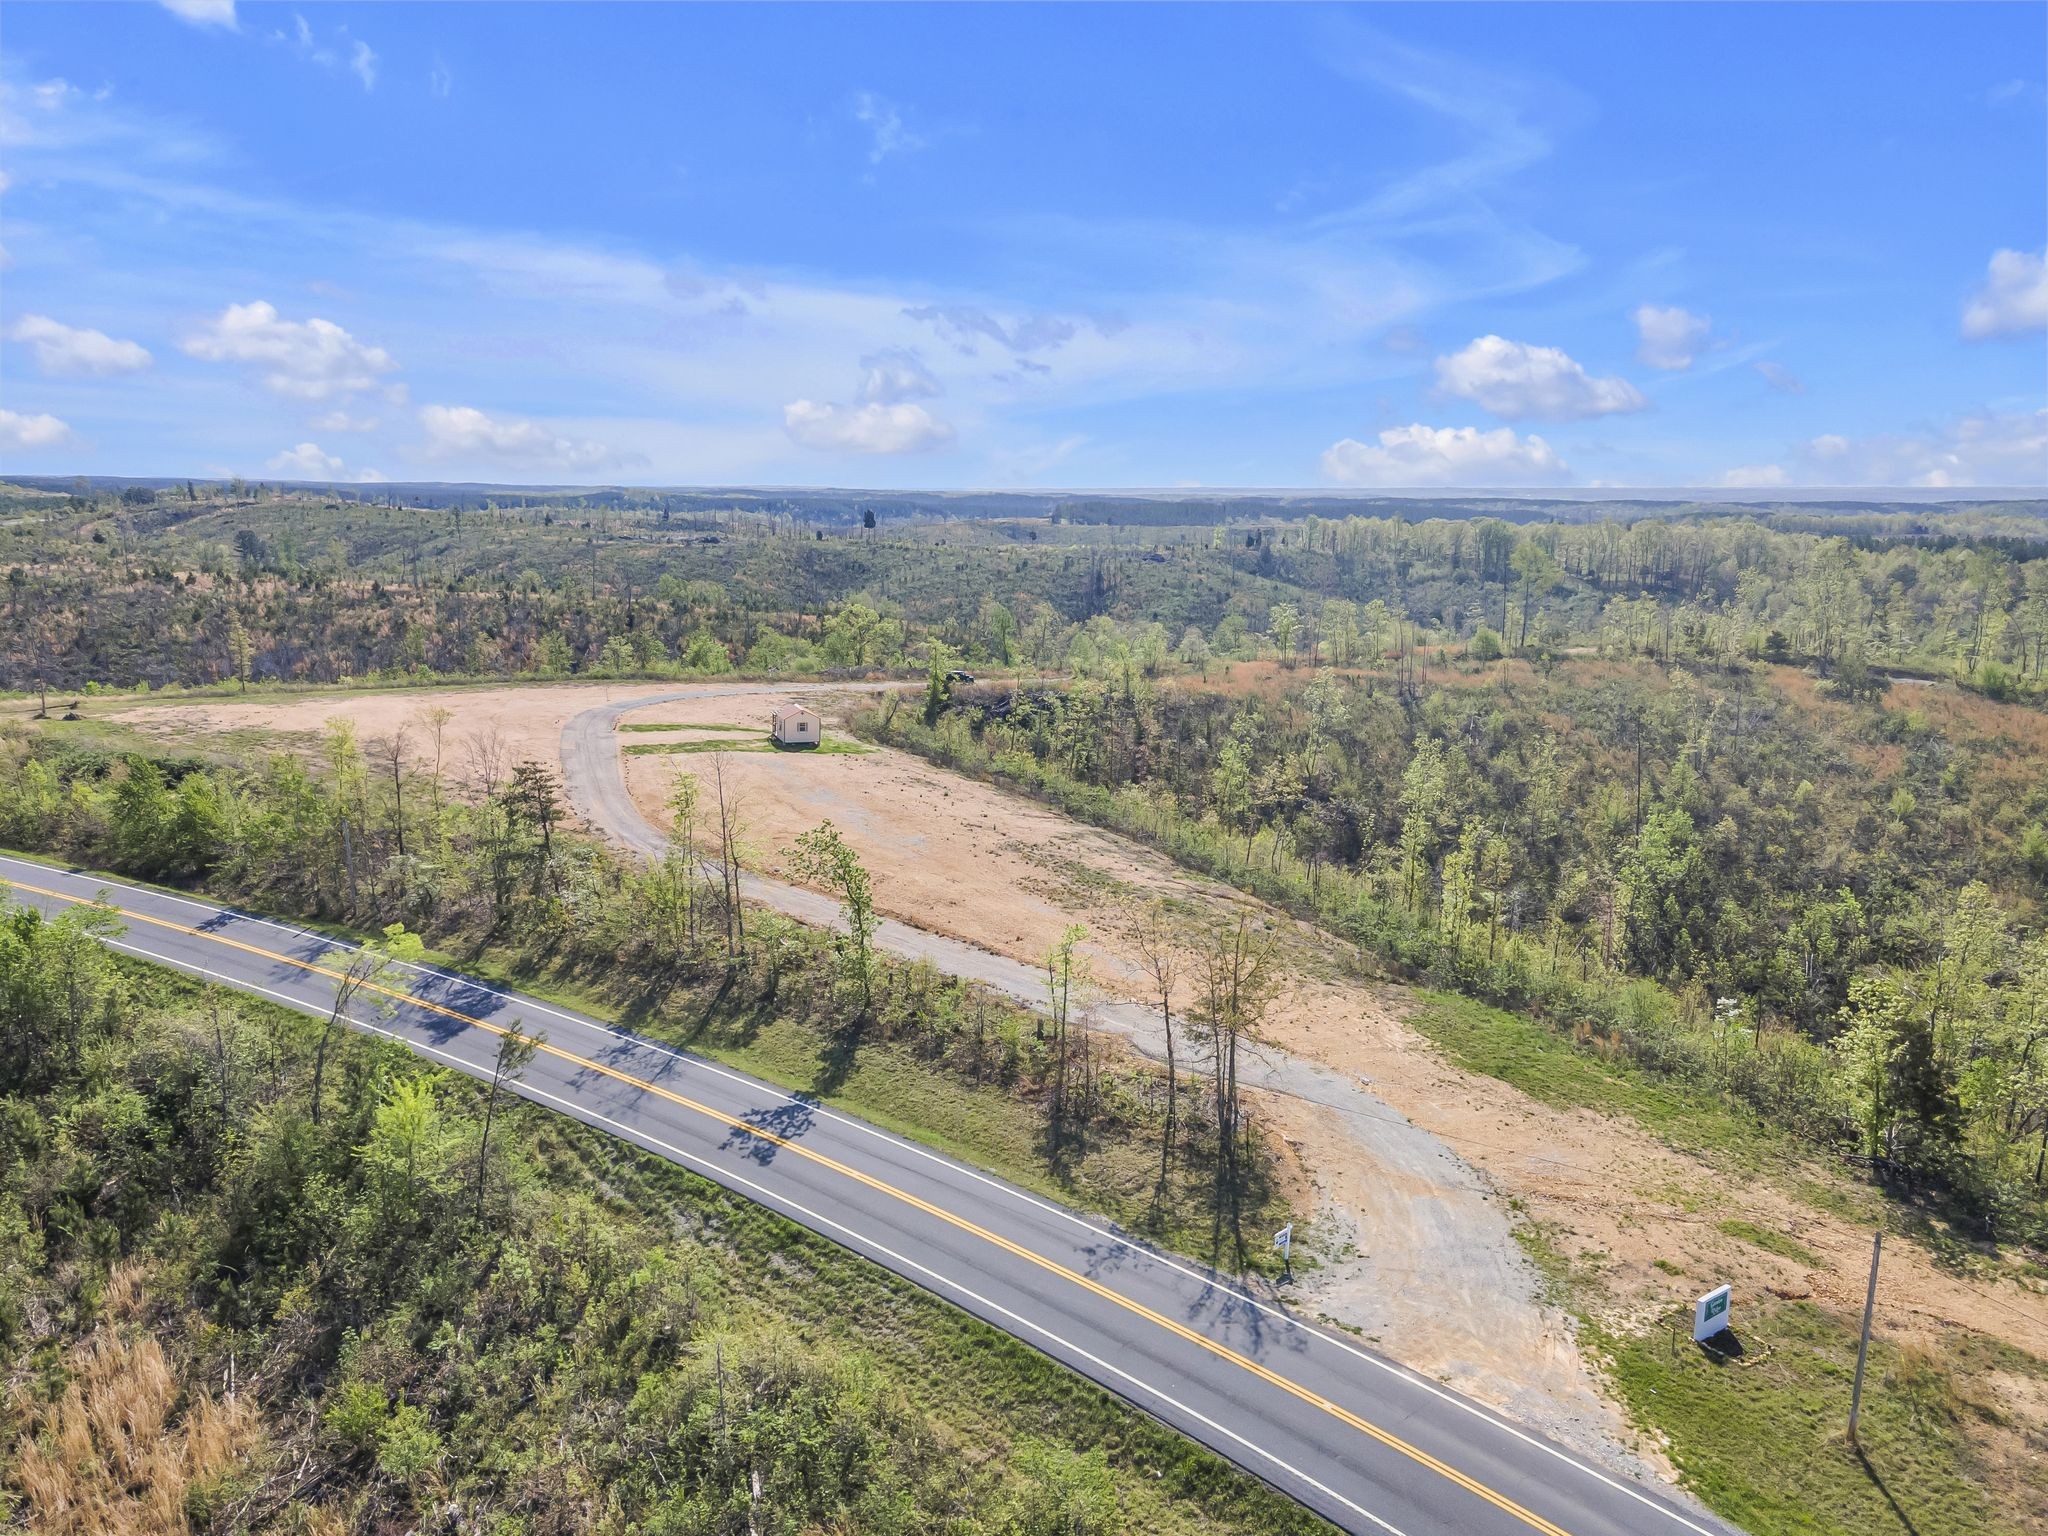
311 946 391 1124
709 751 747 968
463 724 510 802
1198 914 1280 1249
1045 923 1091 1144
1131 900 1184 1195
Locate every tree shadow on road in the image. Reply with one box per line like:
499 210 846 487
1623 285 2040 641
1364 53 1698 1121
719 1096 819 1165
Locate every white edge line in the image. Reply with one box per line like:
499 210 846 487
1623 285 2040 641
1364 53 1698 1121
96 934 1408 1536
15 854 1724 1536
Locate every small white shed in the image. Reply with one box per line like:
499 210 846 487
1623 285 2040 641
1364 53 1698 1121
770 702 822 749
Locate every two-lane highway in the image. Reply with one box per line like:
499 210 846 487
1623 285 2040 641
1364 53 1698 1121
0 853 1740 1536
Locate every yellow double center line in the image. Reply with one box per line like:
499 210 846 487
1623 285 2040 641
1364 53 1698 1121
12 874 1569 1536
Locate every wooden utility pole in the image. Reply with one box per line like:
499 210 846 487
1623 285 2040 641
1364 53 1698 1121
1848 1231 1883 1447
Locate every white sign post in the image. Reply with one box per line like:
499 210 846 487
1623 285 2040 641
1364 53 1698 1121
1274 1224 1293 1278
1693 1284 1733 1343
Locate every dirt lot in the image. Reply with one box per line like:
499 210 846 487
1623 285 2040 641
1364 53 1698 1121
57 682 693 784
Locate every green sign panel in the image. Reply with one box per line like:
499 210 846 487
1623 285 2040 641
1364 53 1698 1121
1694 1284 1733 1342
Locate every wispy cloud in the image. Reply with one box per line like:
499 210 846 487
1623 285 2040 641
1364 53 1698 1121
1719 408 2048 489
1754 360 1803 394
276 14 379 92
417 403 623 471
1632 304 1711 371
851 90 924 167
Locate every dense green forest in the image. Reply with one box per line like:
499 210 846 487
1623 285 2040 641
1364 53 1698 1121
864 650 2048 1245
3 483 2045 699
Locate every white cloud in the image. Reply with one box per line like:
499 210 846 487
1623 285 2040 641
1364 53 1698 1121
784 398 953 455
1723 413 2048 488
905 304 1080 357
310 409 378 432
1719 463 1788 489
1321 422 1569 486
0 170 11 195
1631 303 1711 370
267 441 342 477
1754 361 1803 394
852 91 923 166
265 441 385 482
855 348 940 405
7 314 152 376
1433 335 1645 420
429 59 452 99
31 78 78 111
1961 249 2048 339
159 0 236 28
1787 408 2047 488
349 40 378 92
0 409 73 451
182 300 396 399
418 403 618 470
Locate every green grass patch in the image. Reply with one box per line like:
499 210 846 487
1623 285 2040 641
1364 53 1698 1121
624 735 871 756
624 736 774 755
1717 1218 1824 1268
1596 1301 2038 1536
1407 990 1791 1170
618 720 747 732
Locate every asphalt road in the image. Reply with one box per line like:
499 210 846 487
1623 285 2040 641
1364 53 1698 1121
1 852 1742 1536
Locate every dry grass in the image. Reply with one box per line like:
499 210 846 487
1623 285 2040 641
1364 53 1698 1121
8 1266 263 1536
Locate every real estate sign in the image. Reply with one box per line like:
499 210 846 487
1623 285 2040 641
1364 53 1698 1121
1693 1284 1733 1342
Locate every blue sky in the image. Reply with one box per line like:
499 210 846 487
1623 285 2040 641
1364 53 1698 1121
1 1 2042 490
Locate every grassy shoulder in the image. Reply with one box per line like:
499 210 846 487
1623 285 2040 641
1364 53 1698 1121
1458 986 2048 1536
436 932 1293 1277
1407 990 1812 1175
2 944 1328 1536
1593 1297 2043 1536
623 735 872 755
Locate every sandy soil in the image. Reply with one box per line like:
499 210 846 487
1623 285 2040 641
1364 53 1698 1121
616 688 1238 973
1270 977 2048 1361
57 683 699 789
